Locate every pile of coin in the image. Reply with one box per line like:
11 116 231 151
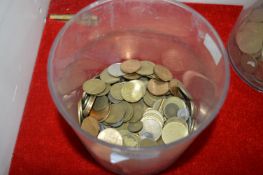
78 59 195 147
234 6 263 81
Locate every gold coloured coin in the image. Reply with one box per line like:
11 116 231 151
128 121 143 133
121 80 146 102
130 100 145 122
119 130 140 147
105 103 126 124
120 59 141 73
163 102 179 119
100 69 120 84
97 128 123 146
143 90 163 107
110 82 124 101
136 60 155 76
147 79 169 96
93 95 109 111
81 117 100 137
162 121 188 144
123 73 141 80
122 102 134 122
83 79 106 95
97 83 111 96
154 64 173 81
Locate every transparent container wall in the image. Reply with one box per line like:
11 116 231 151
228 1 263 91
48 0 229 174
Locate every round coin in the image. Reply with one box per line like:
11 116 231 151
110 82 124 100
119 130 140 147
130 100 145 122
136 60 155 76
162 121 188 144
83 79 106 95
97 128 123 146
128 121 143 133
105 103 126 124
97 83 111 96
169 79 181 97
107 63 125 77
140 117 162 141
147 79 169 96
122 102 134 122
90 105 110 122
154 64 173 81
139 139 158 147
81 117 100 137
93 95 109 111
120 59 141 73
78 100 84 125
163 102 179 119
121 80 146 102
123 73 141 80
100 69 120 84
83 95 96 117
143 90 163 107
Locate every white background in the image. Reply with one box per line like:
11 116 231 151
0 0 256 175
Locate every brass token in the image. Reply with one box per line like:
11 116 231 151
128 121 143 133
100 69 120 84
120 59 141 73
90 105 111 122
110 82 124 101
130 100 145 122
121 80 146 102
81 117 100 137
147 79 169 96
107 63 125 77
162 121 188 144
105 103 126 124
136 60 155 76
154 64 173 81
123 73 141 80
93 95 109 111
97 83 111 96
119 130 140 147
83 79 106 95
97 128 123 146
83 95 96 117
139 139 158 147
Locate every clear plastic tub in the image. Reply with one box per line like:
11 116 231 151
47 0 230 174
228 0 263 92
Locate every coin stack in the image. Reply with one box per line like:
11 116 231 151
78 59 195 147
234 6 263 81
